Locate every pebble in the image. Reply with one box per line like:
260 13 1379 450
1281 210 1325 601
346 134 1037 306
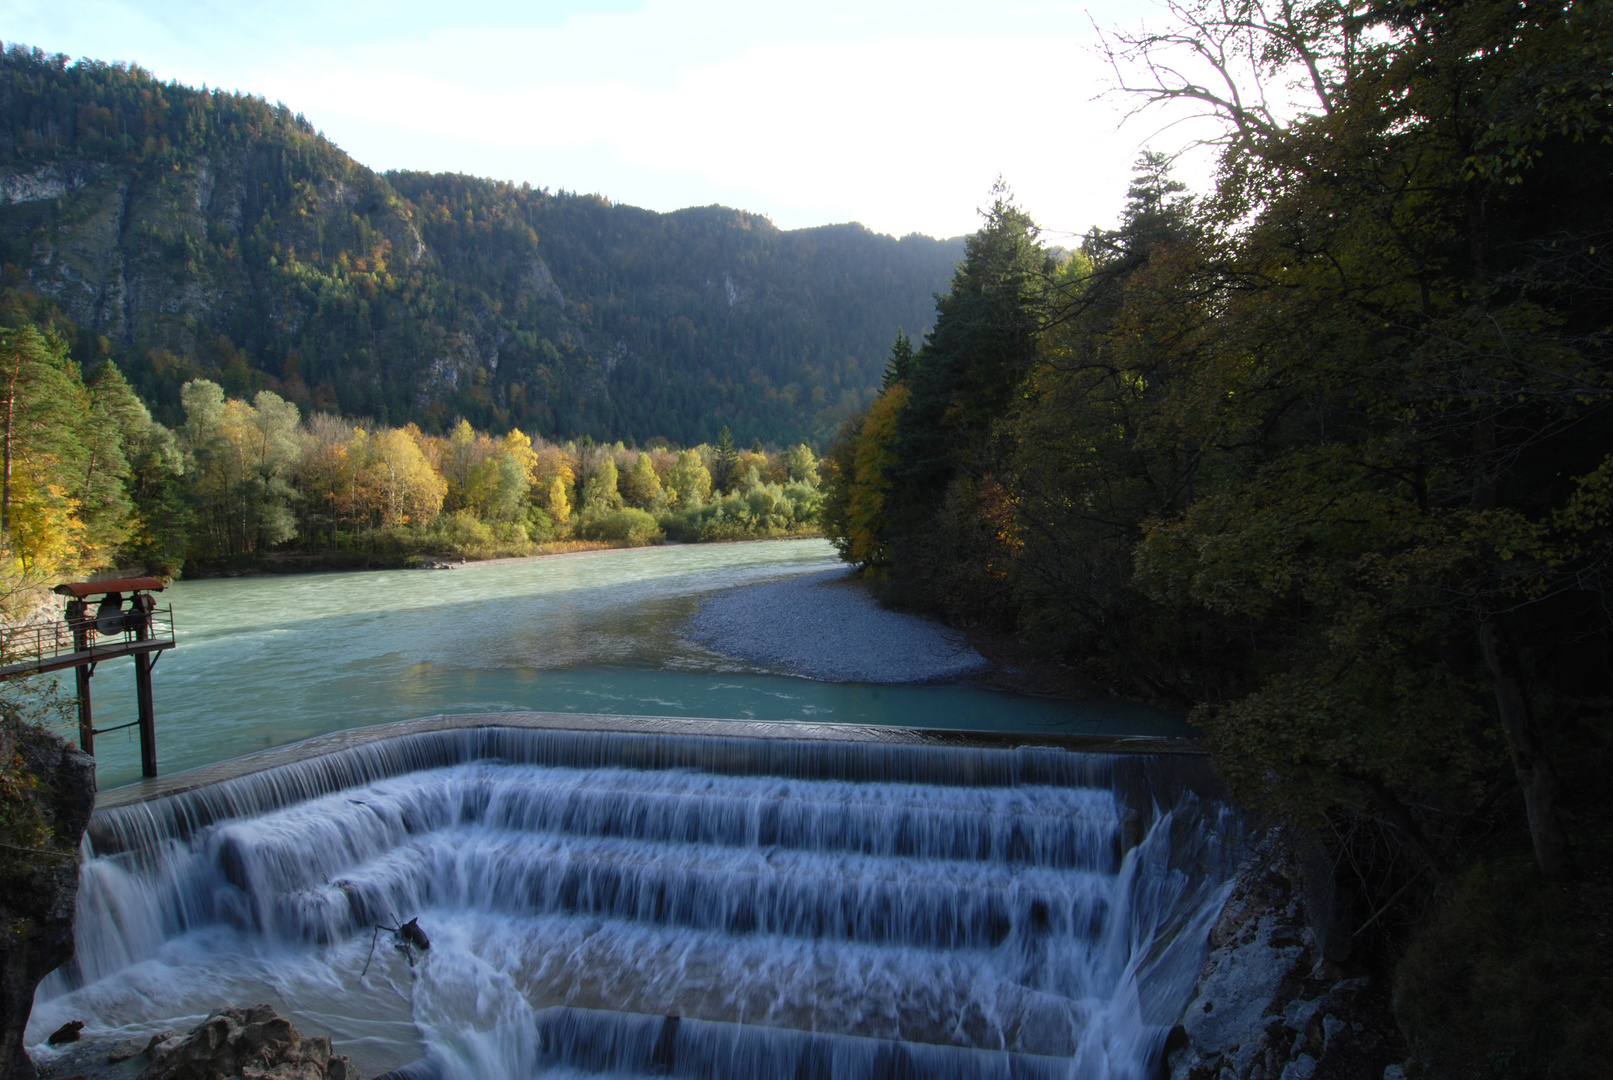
685 568 989 683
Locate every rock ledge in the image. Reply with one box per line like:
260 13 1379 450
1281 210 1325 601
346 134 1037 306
140 1005 353 1080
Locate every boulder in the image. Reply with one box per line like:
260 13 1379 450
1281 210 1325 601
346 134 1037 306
0 721 97 1080
107 1037 151 1064
140 1005 354 1080
48 1020 86 1045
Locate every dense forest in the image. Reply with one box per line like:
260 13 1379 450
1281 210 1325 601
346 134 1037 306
0 319 823 601
0 44 961 446
825 1 1612 1076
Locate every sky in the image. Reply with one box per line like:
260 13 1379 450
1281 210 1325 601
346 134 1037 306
0 0 1220 240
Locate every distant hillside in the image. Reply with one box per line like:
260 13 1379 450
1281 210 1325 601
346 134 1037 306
0 44 963 444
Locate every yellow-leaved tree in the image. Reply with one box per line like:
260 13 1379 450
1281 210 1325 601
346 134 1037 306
841 385 908 571
1 325 126 606
362 427 446 528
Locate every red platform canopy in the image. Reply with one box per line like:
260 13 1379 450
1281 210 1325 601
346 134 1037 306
53 577 166 598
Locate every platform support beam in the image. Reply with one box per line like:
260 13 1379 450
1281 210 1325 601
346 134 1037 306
134 652 156 777
69 605 94 755
133 614 157 778
74 665 94 755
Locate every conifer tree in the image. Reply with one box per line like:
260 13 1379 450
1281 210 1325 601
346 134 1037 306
712 426 737 492
888 185 1050 534
881 330 915 390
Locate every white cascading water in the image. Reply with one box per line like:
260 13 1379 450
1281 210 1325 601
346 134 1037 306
30 727 1239 1080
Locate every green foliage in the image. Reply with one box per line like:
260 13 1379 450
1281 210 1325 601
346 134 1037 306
622 452 664 510
711 426 738 492
881 330 915 390
827 15 1613 1068
580 455 623 513
665 449 712 509
89 362 190 575
888 185 1051 540
0 321 187 597
783 444 819 486
579 507 662 546
1395 859 1613 1079
181 380 301 557
429 510 500 556
524 505 558 542
851 185 1053 619
836 0 1613 837
661 468 821 542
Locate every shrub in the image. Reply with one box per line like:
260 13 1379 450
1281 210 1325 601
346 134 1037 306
1395 858 1613 1078
578 507 662 546
432 510 497 554
525 505 558 542
660 478 822 542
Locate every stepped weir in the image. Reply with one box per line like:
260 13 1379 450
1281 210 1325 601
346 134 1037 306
36 715 1241 1080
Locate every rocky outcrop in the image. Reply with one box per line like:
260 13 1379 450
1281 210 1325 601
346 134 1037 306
0 721 96 1080
1168 828 1407 1080
139 1005 354 1080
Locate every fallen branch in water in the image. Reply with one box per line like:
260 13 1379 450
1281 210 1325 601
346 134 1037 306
360 916 431 978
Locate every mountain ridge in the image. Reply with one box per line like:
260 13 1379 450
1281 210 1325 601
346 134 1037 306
0 43 963 444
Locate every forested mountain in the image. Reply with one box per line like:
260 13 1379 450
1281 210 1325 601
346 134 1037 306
0 44 961 444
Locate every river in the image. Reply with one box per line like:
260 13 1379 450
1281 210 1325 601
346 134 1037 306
63 539 1191 789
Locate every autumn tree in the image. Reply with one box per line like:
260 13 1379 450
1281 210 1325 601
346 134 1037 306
834 385 908 570
579 453 622 513
0 324 96 585
370 427 446 527
622 451 664 509
663 450 709 510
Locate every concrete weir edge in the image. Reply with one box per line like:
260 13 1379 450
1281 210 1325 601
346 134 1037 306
95 711 1208 810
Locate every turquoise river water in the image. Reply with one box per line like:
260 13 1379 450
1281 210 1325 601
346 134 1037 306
60 539 1192 789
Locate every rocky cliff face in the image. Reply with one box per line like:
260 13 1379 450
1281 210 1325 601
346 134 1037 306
6 155 424 369
0 720 95 1080
1168 828 1407 1080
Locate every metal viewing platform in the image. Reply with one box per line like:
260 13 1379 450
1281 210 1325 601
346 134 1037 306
0 576 177 776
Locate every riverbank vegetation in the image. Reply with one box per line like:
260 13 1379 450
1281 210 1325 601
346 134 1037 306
0 319 822 604
825 2 1613 1075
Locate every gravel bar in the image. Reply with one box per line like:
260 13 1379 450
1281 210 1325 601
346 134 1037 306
685 567 989 683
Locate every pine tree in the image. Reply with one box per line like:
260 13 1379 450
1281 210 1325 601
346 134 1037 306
886 184 1051 539
712 426 737 492
881 330 915 389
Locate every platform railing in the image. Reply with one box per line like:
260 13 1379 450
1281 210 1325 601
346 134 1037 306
0 606 176 678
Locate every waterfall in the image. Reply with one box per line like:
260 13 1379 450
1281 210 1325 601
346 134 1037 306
34 726 1239 1080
